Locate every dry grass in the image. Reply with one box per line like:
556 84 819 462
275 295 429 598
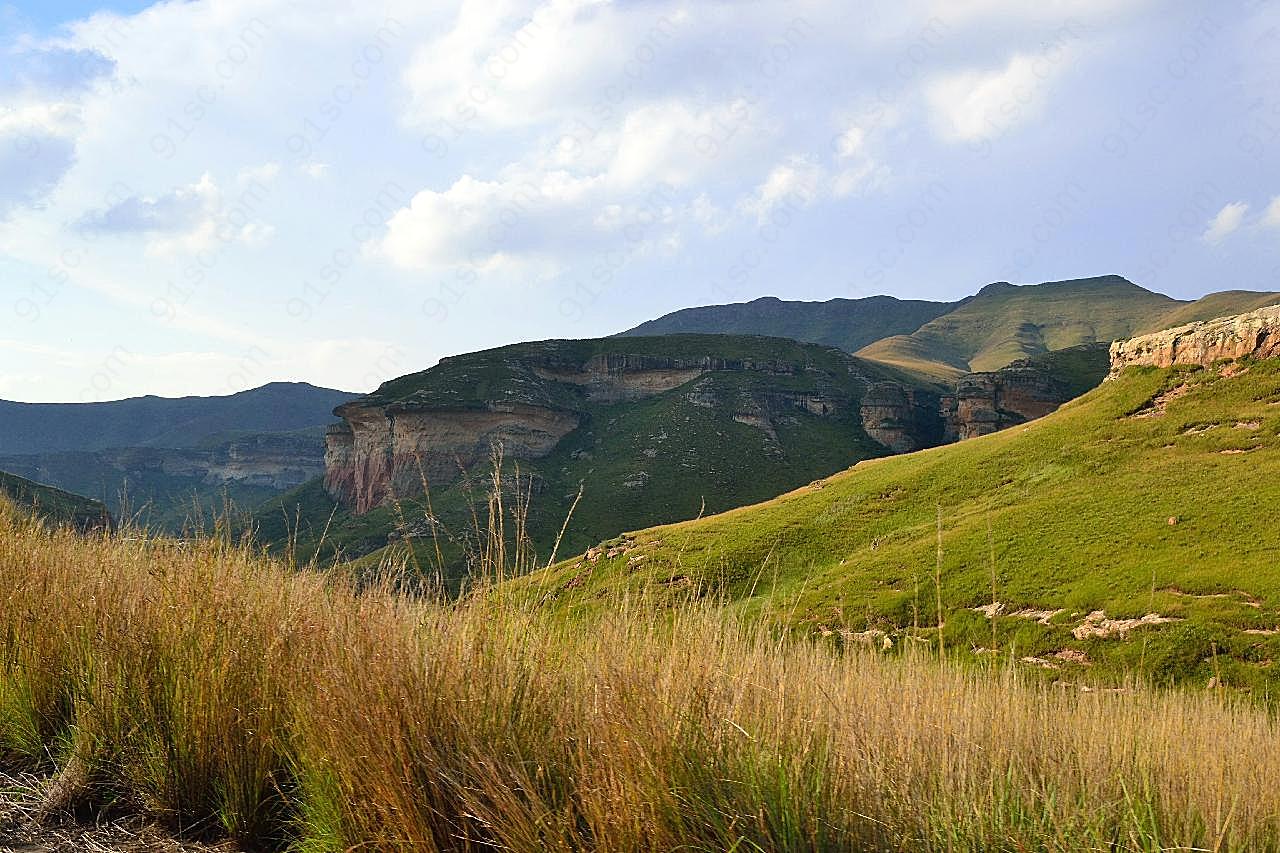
2 500 1280 852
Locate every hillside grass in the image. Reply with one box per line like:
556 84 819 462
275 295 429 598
856 276 1177 379
522 358 1280 692
4 504 1280 850
0 471 110 531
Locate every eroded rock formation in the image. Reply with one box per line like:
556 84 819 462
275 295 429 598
943 366 1069 440
1110 304 1280 375
860 383 943 452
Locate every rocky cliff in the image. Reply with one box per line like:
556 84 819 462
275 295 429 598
942 344 1111 441
321 337 942 515
1109 304 1280 375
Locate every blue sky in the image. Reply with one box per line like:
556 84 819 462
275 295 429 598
1 0 1278 402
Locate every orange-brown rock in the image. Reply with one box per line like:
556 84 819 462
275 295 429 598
1109 304 1280 376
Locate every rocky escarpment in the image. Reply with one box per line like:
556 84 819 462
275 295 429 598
322 338 945 515
859 384 944 452
943 366 1071 441
943 344 1112 441
1109 304 1280 376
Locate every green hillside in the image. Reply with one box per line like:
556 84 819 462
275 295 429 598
619 294 956 353
256 335 937 587
523 355 1280 689
1139 290 1280 333
0 470 111 531
856 275 1177 380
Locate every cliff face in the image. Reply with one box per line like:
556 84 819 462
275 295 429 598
1109 304 1280 375
859 383 943 452
943 367 1067 440
941 344 1113 441
324 404 581 514
322 339 947 515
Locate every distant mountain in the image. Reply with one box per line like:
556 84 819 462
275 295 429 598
0 382 358 455
0 430 326 532
855 276 1179 380
619 294 957 353
0 470 111 531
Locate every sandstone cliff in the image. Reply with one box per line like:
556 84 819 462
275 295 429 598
1109 304 1280 376
942 344 1111 441
322 337 942 515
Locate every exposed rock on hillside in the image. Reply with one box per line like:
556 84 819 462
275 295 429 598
859 383 943 452
1110 304 1280 375
943 344 1111 441
321 337 937 516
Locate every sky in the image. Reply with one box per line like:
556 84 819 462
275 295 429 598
0 0 1278 402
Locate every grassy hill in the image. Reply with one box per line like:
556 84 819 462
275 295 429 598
619 294 957 353
0 381 355 454
0 470 110 530
1138 289 1280 333
523 354 1280 690
255 335 936 586
855 275 1177 380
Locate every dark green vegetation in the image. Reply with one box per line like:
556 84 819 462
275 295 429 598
620 294 957 353
526 356 1280 690
257 335 926 587
0 470 110 530
856 276 1177 380
0 381 354 454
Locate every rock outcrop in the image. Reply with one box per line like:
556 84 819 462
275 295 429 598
1109 304 1280 376
324 404 581 514
943 365 1069 441
943 344 1112 441
860 383 943 452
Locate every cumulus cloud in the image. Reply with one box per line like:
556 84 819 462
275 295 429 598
1202 201 1249 244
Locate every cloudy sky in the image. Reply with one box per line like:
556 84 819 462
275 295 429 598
1 0 1278 402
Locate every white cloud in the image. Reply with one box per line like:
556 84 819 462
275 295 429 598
1202 201 1249 244
300 162 330 179
925 47 1076 142
740 156 823 223
1262 196 1280 230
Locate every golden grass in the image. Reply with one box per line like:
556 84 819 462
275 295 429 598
2 500 1280 851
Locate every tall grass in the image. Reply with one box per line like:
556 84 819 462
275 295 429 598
3 499 1280 851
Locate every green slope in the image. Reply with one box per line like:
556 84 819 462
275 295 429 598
255 335 938 588
619 295 956 353
524 355 1280 689
1138 290 1280 334
856 275 1178 380
0 470 111 531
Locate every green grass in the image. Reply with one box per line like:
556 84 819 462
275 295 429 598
520 357 1280 691
856 275 1178 379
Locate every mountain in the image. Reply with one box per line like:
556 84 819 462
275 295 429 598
0 381 357 454
0 470 111 531
619 294 958 352
525 305 1280 689
855 275 1178 380
0 431 326 531
255 335 944 584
